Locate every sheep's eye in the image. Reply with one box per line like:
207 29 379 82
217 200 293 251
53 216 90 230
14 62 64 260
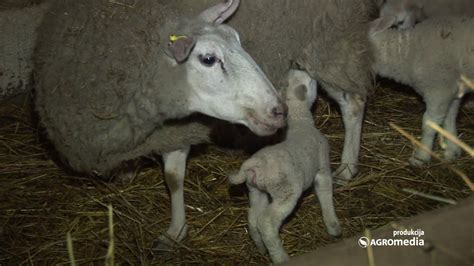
199 54 217 67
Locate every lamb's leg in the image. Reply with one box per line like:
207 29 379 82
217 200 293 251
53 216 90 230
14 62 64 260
315 146 341 237
247 185 269 254
443 98 462 160
325 88 366 180
154 147 190 251
410 98 451 166
257 183 299 264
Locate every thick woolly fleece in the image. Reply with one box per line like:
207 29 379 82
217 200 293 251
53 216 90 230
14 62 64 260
0 3 48 99
34 0 224 174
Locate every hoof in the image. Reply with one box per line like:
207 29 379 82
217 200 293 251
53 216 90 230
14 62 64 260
255 241 267 255
151 235 176 254
327 221 342 237
333 164 358 181
271 252 290 265
151 224 188 256
249 229 267 255
409 156 428 167
444 147 462 161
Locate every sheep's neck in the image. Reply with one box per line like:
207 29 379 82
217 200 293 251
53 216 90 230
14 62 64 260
133 56 192 126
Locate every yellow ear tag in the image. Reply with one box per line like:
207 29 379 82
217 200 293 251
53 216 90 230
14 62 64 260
169 34 187 42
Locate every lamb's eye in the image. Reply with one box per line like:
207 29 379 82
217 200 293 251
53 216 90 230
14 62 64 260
199 54 217 67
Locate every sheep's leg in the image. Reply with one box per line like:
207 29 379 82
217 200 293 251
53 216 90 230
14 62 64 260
247 185 269 254
443 98 462 160
326 88 366 180
410 99 451 166
258 183 299 264
315 149 341 237
154 147 190 251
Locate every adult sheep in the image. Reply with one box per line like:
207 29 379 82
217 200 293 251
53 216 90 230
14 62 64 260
225 0 379 180
35 0 287 174
34 0 286 247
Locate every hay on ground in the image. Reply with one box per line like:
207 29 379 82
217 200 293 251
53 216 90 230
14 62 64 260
0 82 472 264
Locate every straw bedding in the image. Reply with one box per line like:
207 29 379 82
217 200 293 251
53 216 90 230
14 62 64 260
0 81 472 264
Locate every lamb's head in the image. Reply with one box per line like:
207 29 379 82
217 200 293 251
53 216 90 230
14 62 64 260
285 70 317 109
164 0 287 136
371 0 426 36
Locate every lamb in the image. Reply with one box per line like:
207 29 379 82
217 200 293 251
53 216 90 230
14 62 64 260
229 70 341 264
369 16 474 165
34 0 287 248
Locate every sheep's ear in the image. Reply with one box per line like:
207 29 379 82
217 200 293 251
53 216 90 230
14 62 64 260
294 85 307 101
369 16 397 36
199 0 240 24
167 36 196 63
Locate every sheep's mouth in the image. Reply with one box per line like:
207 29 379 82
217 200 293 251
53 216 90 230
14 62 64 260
245 112 280 136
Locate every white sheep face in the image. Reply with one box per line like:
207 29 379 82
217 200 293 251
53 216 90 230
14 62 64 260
184 25 287 136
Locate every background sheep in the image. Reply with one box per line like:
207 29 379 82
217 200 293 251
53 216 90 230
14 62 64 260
34 0 287 248
229 70 341 264
0 3 48 100
373 0 474 110
369 16 474 165
372 0 474 35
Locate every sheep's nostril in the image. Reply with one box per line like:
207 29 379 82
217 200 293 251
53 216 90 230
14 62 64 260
272 104 288 118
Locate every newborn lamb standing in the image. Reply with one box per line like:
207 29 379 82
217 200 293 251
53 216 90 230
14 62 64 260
370 16 474 165
229 70 341 264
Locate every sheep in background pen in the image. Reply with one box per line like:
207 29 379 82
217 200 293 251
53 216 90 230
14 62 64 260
229 70 341 264
373 0 474 110
369 16 474 165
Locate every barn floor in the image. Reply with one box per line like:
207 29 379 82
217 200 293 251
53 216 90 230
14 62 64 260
0 82 473 264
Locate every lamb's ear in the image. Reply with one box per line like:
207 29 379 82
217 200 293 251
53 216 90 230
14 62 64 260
369 16 397 36
294 85 308 101
167 36 196 63
199 0 240 24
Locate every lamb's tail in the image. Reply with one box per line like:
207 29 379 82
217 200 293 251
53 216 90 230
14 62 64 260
228 159 261 185
228 170 247 185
